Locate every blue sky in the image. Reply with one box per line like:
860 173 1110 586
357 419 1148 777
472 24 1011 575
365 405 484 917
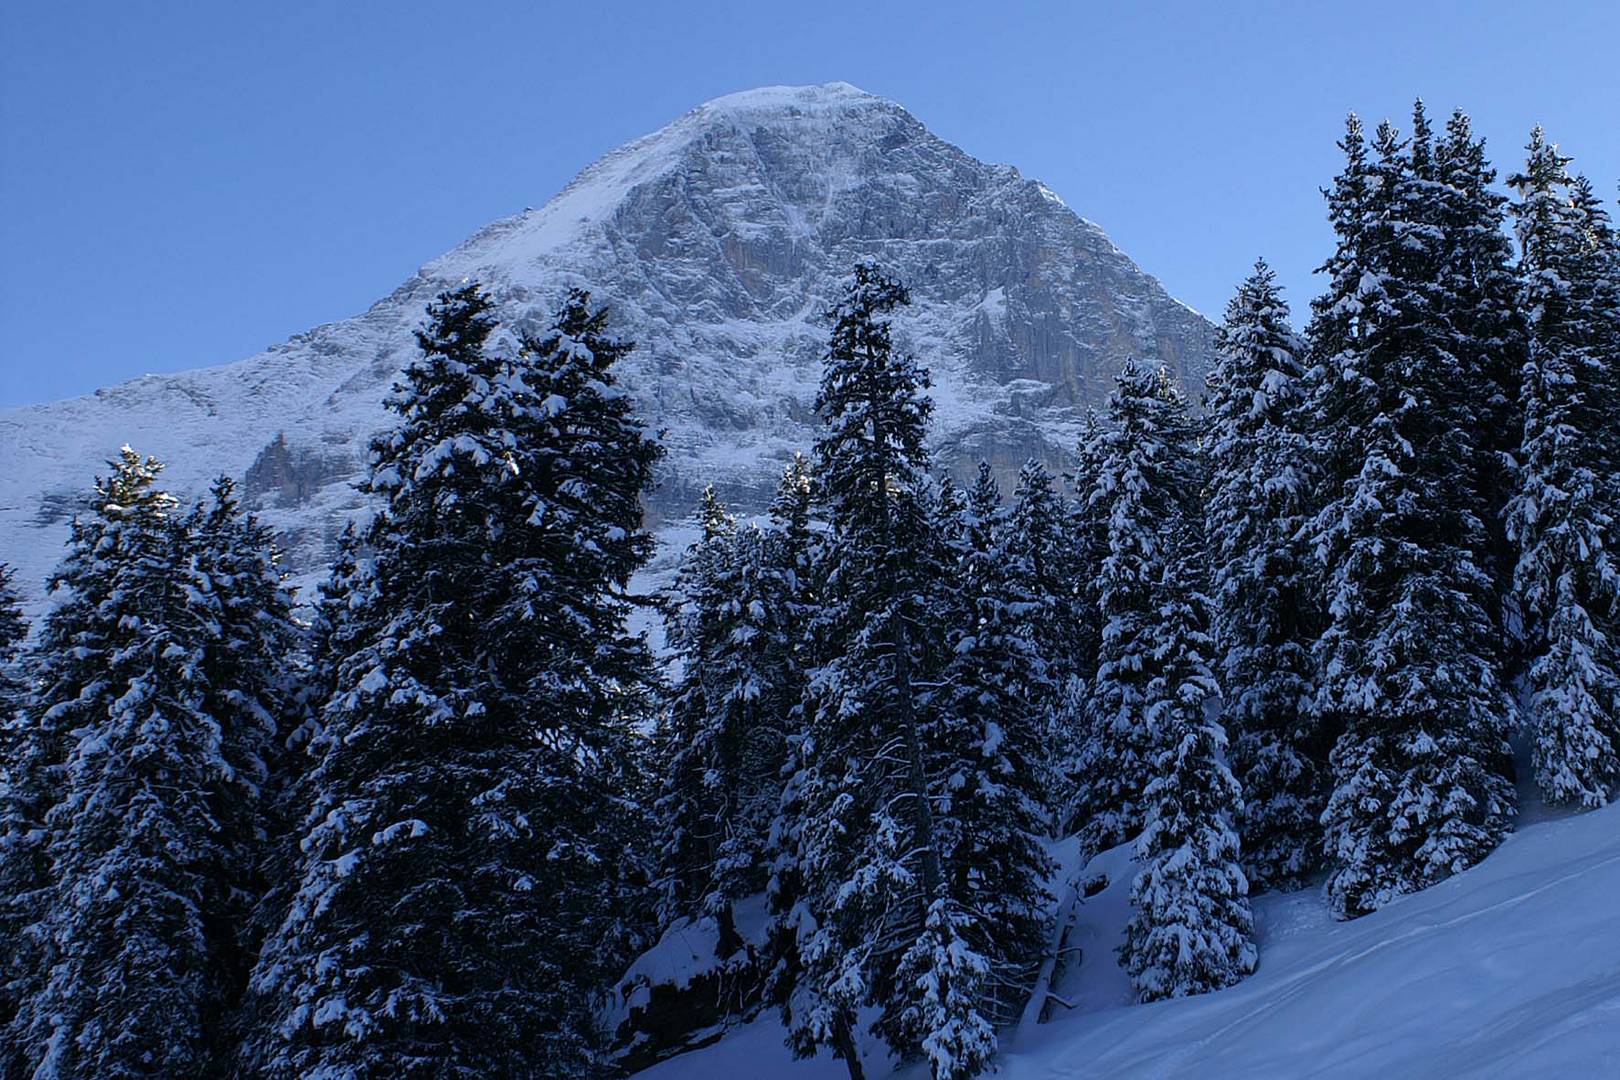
3 0 1616 407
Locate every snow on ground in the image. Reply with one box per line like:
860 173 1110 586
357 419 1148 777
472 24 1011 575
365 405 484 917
638 799 1620 1078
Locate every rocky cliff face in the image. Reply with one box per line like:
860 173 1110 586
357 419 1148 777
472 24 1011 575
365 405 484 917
0 82 1213 604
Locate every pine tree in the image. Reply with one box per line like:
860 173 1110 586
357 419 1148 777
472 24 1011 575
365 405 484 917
7 449 242 1076
243 285 663 1077
1119 513 1255 1000
1069 361 1203 855
1306 115 1514 919
1506 130 1620 807
1205 260 1323 891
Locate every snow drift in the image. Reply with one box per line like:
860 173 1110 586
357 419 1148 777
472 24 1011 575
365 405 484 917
634 799 1620 1078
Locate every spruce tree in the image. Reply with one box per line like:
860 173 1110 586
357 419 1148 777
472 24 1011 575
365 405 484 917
7 449 242 1077
1306 115 1514 919
762 454 819 1016
1205 260 1323 890
0 562 30 1072
0 565 23 716
1069 361 1203 855
1004 461 1084 680
1005 458 1089 797
783 264 944 1078
1067 409 1109 690
784 267 1049 1080
1119 512 1255 1000
243 285 663 1077
656 487 738 928
186 475 306 1045
908 462 1052 1069
656 485 801 954
1506 131 1620 806
1434 108 1527 636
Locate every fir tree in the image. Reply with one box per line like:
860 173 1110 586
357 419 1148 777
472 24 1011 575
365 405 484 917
186 475 306 1048
1506 130 1620 807
305 521 369 727
0 565 23 716
8 449 241 1077
771 452 815 549
1005 457 1089 798
1119 513 1255 1000
656 485 801 955
762 455 820 1016
785 267 1049 1079
243 285 663 1077
1205 260 1323 890
784 264 945 1079
912 462 1053 1068
0 562 30 1072
1069 361 1203 855
655 487 738 928
1067 409 1109 691
1306 116 1514 919
1434 109 1528 637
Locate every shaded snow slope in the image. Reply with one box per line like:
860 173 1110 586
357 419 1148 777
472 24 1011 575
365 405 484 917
0 82 1213 612
638 801 1620 1078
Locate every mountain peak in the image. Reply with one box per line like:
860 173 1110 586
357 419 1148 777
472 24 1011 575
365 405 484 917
689 81 892 121
0 84 1215 610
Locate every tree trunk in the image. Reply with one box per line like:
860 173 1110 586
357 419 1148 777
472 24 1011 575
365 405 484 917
832 1011 866 1080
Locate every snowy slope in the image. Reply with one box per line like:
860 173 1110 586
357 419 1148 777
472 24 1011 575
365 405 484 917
0 82 1214 611
637 801 1620 1078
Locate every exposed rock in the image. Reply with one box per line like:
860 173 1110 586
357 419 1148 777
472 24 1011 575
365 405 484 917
0 82 1213 607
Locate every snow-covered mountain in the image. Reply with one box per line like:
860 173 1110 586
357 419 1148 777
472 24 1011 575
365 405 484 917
0 81 1213 605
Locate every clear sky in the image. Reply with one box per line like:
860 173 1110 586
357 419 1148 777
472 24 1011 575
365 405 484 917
3 0 1617 407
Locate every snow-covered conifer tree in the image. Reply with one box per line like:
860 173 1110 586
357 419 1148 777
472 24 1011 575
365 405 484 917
0 565 23 716
1506 131 1620 806
1205 260 1323 890
0 562 30 1071
656 487 738 925
7 449 243 1076
1434 108 1528 625
1005 458 1089 790
1069 361 1203 855
786 267 1049 1080
906 463 1052 1068
1067 410 1108 689
185 475 306 1035
243 284 663 1077
1306 115 1514 919
1120 505 1254 1000
784 265 946 1079
656 484 802 954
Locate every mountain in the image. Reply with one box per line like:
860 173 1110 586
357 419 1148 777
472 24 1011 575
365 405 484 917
0 82 1214 605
